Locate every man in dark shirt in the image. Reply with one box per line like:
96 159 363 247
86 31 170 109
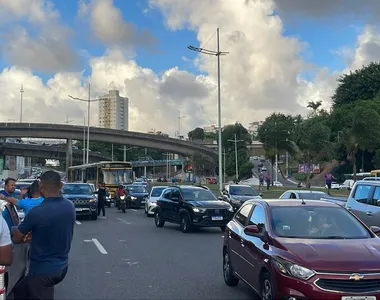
11 170 76 300
95 182 107 219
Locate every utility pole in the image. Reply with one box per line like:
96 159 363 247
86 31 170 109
223 148 226 184
188 28 229 193
228 134 244 182
20 84 24 123
177 110 186 139
275 121 278 183
82 117 86 164
69 83 103 164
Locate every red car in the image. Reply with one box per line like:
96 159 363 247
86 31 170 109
223 199 380 300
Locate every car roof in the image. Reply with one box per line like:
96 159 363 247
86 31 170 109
284 190 326 194
247 199 340 208
151 186 169 189
229 184 252 187
175 185 209 190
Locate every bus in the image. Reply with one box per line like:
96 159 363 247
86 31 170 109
371 169 380 177
67 161 134 197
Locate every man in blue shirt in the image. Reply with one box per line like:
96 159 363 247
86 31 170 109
1 180 44 214
0 177 24 229
11 171 75 300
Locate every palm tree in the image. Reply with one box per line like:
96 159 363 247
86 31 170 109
307 101 322 114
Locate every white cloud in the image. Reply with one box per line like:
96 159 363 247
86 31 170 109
80 0 156 50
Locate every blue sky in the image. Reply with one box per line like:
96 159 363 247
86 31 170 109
0 0 364 80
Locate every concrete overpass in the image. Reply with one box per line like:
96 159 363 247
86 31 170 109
0 123 217 162
0 143 110 163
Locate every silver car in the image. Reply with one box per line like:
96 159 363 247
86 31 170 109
0 201 28 297
145 186 168 216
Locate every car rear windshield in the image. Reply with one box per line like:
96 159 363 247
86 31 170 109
270 206 371 239
62 184 92 195
127 186 147 193
150 187 166 197
230 186 258 196
181 188 217 201
299 192 327 200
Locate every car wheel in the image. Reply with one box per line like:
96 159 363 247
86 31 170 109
180 214 192 233
261 272 274 300
220 226 226 232
223 250 239 286
154 210 165 227
91 213 98 221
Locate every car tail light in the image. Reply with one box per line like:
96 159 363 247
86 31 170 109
0 266 6 300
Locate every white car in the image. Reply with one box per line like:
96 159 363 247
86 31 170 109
145 186 168 216
326 182 340 190
261 166 267 171
273 181 283 187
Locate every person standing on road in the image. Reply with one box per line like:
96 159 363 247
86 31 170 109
11 170 75 300
265 172 271 190
1 180 43 215
325 171 333 195
96 182 107 219
0 214 12 266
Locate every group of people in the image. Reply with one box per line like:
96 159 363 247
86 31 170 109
0 171 75 300
258 171 271 191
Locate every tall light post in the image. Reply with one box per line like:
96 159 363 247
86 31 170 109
188 28 229 193
177 110 186 139
82 117 86 164
228 134 244 181
69 83 103 164
20 84 24 123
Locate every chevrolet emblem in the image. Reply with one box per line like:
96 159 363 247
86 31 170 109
349 273 364 281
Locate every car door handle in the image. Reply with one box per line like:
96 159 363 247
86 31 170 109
366 211 373 216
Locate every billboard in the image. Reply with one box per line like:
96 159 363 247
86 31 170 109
298 163 320 174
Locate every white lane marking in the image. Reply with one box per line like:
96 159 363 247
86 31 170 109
221 236 224 238
83 240 92 242
119 239 126 242
106 271 111 274
75 221 81 225
117 218 131 225
92 238 108 254
131 209 137 212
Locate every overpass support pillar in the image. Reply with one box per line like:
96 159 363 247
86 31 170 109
66 138 73 171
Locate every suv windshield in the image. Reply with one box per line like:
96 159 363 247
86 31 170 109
230 186 258 196
151 187 166 197
62 184 92 195
127 186 147 193
181 188 217 201
299 192 328 200
270 206 371 239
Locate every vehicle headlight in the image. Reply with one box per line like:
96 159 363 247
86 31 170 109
272 257 315 280
193 207 206 213
131 196 136 200
227 205 234 212
89 198 97 203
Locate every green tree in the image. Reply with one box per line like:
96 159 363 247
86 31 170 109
307 100 322 116
188 127 205 141
190 153 215 176
332 62 380 107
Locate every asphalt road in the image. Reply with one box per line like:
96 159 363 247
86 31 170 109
251 159 295 187
55 208 258 300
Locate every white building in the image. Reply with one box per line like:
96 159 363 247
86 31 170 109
248 121 263 136
98 90 129 130
203 125 218 133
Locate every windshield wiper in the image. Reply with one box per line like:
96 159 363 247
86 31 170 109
324 236 348 239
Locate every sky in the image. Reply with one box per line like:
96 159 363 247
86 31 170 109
1 0 380 138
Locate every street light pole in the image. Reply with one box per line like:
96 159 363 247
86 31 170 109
228 134 244 181
188 28 229 193
20 84 24 123
69 83 103 164
83 117 86 164
177 110 186 139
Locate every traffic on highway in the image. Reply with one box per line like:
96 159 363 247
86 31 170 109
2 162 380 300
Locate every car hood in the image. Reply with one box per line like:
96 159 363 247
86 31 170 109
129 192 148 197
63 194 93 200
277 238 380 272
187 200 230 209
230 195 261 201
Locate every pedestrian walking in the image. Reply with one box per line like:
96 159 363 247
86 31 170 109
11 170 75 300
259 173 264 191
265 171 271 190
96 182 107 219
325 171 333 195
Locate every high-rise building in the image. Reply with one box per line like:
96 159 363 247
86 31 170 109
98 90 129 131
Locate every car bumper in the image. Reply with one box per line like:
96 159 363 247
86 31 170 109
147 202 157 215
74 204 97 215
129 198 146 207
274 271 380 299
191 213 233 227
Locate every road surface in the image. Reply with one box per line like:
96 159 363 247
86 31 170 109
55 208 258 299
251 159 296 187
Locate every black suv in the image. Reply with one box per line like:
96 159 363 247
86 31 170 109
154 185 234 233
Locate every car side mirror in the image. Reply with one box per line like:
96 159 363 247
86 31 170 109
244 225 260 236
370 226 380 235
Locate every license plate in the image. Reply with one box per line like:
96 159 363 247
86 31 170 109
342 297 376 300
141 201 146 203
75 208 83 212
212 216 223 221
